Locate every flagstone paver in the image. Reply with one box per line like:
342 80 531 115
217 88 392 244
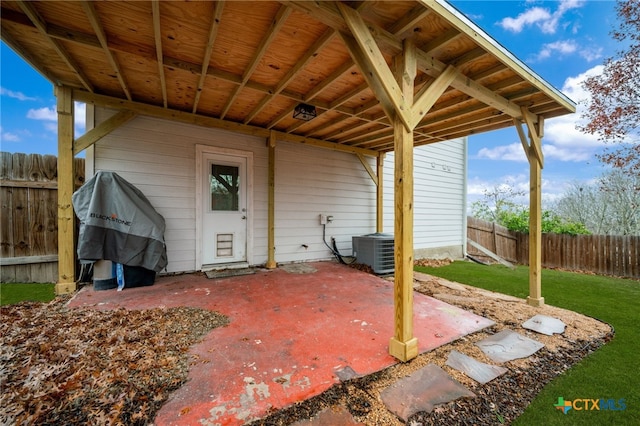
476 329 544 363
380 363 475 421
445 350 508 384
522 314 566 335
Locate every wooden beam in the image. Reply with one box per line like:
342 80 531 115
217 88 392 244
245 28 335 124
411 65 456 128
192 1 225 114
221 5 292 119
467 238 515 269
266 131 277 269
151 0 168 108
356 153 377 186
55 85 76 295
73 110 137 155
17 1 93 92
521 107 544 167
389 38 418 362
81 1 131 100
72 89 379 158
337 2 412 131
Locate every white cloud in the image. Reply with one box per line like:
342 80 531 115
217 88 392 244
531 40 603 63
498 0 585 34
27 106 57 121
534 40 578 61
499 7 551 33
0 87 37 102
477 143 528 162
25 103 86 136
0 125 21 142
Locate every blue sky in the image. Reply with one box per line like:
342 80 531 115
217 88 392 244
0 0 620 206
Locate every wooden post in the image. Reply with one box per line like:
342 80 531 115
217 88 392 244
515 111 545 307
376 153 384 233
527 146 544 306
55 85 76 294
388 39 418 362
266 131 277 269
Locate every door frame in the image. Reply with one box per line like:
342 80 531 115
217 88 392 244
195 144 254 269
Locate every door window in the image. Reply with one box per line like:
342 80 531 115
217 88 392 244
210 164 239 211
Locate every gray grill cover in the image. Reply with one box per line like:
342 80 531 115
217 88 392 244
72 171 167 272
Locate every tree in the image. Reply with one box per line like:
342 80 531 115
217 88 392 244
471 183 589 235
470 183 525 223
555 170 640 235
579 0 640 177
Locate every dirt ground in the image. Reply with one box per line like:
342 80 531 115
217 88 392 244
0 262 613 425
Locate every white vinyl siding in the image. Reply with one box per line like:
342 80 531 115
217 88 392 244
91 111 269 273
90 109 466 272
383 138 467 258
90 110 376 272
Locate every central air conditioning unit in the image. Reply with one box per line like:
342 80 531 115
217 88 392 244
352 233 394 274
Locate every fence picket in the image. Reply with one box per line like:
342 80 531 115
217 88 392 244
1 152 84 283
467 217 638 279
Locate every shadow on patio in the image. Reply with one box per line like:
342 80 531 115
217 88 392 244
69 261 493 424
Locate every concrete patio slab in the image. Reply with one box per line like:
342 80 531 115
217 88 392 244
380 363 475 421
69 262 493 425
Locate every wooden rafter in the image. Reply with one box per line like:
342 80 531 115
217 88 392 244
151 0 167 108
220 5 292 119
16 1 94 91
387 5 432 35
338 2 410 129
244 28 335 124
81 0 131 100
192 1 225 114
0 26 59 84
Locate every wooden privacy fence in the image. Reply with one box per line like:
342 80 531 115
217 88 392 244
0 152 84 283
467 216 640 279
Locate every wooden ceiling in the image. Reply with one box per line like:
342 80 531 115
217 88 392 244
1 0 576 153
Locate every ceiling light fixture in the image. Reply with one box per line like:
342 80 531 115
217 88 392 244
293 103 317 121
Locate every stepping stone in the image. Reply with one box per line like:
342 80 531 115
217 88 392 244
476 330 544 363
522 314 566 335
445 350 508 384
380 363 475 421
291 406 364 425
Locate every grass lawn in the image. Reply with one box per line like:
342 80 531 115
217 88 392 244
415 261 639 425
0 283 56 306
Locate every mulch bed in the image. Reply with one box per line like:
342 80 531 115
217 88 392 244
0 297 228 425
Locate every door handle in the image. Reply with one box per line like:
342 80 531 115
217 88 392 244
242 216 247 220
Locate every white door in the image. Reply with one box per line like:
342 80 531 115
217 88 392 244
202 153 247 265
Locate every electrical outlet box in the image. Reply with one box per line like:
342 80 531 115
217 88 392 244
319 214 327 225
